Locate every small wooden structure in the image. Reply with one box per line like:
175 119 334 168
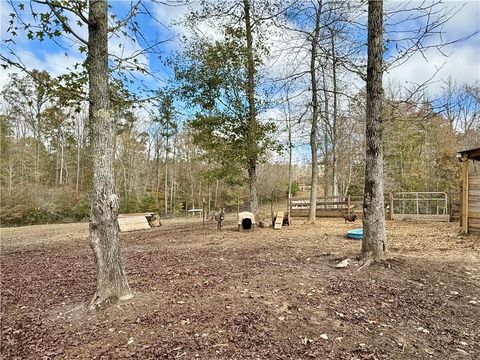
458 146 480 234
238 211 255 231
118 214 152 232
273 211 284 230
187 208 203 217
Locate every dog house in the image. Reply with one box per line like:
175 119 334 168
238 211 255 231
458 146 480 234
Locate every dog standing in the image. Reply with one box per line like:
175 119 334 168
343 214 358 223
215 208 225 230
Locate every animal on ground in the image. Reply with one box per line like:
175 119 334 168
343 214 358 223
215 208 225 230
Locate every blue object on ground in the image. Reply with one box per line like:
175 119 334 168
347 228 363 240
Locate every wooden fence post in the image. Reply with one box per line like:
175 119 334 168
462 159 469 234
459 186 463 227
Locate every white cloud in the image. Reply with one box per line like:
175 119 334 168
385 39 480 96
384 0 480 94
439 0 480 40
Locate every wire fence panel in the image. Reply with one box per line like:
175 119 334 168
392 192 449 222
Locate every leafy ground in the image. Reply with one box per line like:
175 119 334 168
1 216 479 359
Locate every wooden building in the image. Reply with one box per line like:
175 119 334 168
458 147 480 234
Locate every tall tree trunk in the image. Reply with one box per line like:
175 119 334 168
59 135 65 185
164 135 169 216
331 31 339 197
321 60 329 197
361 0 386 265
88 0 131 309
155 133 161 214
215 179 219 208
76 136 81 192
308 0 322 223
323 123 329 197
55 144 60 185
208 184 211 214
243 0 258 213
9 162 13 196
170 134 177 215
34 105 41 185
286 91 293 217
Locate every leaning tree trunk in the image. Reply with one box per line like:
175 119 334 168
88 0 131 309
361 0 387 265
244 0 258 214
308 0 322 223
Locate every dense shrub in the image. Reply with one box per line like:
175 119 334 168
0 187 90 226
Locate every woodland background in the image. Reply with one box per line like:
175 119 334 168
0 1 478 225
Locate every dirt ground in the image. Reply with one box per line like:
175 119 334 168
1 216 479 359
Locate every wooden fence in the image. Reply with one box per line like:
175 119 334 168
290 195 394 219
290 192 460 222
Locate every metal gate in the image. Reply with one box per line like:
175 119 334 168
392 192 449 222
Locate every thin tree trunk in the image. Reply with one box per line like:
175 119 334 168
88 0 131 309
164 135 169 216
55 144 60 185
34 110 40 185
321 60 329 197
286 92 293 217
308 0 322 223
76 136 81 192
170 134 176 215
208 184 211 214
243 0 258 213
361 0 387 265
198 180 202 207
59 137 64 185
9 162 13 196
344 132 353 195
323 124 329 197
155 133 162 214
215 179 219 208
331 31 338 198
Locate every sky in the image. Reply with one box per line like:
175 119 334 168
383 1 480 95
1 1 478 92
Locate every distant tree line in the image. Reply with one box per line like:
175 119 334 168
1 70 476 225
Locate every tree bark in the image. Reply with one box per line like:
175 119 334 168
308 0 322 223
286 88 293 217
88 0 131 309
164 136 169 216
361 0 387 265
321 60 329 197
170 134 177 215
243 0 258 214
76 130 81 192
331 31 339 198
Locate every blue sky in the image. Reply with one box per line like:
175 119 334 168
1 0 478 96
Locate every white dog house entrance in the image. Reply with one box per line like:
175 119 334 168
238 212 255 231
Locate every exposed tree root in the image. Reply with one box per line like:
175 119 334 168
88 291 133 312
357 251 386 271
